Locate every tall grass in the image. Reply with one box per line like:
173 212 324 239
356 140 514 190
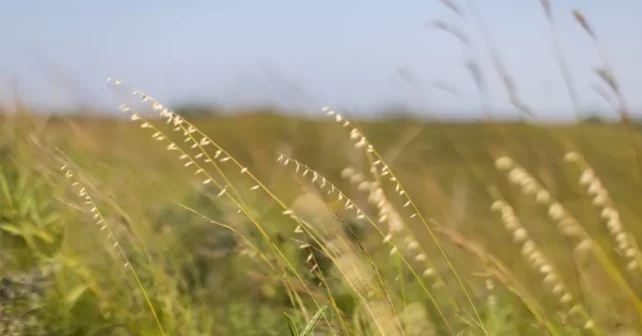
1 1 642 335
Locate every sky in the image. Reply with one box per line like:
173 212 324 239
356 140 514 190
1 0 641 120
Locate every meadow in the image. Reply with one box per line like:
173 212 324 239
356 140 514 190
2 101 642 335
3 2 642 336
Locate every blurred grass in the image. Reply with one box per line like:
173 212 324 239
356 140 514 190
2 106 642 335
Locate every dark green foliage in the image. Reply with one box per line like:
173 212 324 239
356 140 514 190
0 268 53 336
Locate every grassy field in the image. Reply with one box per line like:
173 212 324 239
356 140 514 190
2 100 642 336
2 2 642 334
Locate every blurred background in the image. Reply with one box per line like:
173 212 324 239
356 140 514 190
2 0 642 119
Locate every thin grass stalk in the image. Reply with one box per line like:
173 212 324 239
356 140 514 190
437 227 565 336
495 156 642 321
59 164 166 336
564 152 642 274
538 0 587 156
572 10 642 182
105 101 329 326
113 81 352 331
279 154 456 335
490 196 602 334
339 165 462 315
323 107 484 334
175 202 310 318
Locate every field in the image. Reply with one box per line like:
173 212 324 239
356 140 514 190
3 1 642 335
2 101 642 335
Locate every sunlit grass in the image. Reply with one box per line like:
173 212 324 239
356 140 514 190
2 1 642 335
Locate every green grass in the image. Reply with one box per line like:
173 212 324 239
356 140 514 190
2 106 642 335
2 3 641 334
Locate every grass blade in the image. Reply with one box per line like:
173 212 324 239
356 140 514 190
301 304 327 336
284 313 299 336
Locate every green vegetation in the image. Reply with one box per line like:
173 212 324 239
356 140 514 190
2 104 642 335
3 2 642 335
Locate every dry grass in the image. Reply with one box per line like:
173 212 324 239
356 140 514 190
2 1 642 335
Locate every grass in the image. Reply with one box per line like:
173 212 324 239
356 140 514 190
3 2 642 335
2 106 642 335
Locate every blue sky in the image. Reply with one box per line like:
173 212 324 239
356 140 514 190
1 0 641 120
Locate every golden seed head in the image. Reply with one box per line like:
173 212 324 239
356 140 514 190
563 151 580 162
579 169 595 185
513 228 528 242
535 190 551 204
560 293 573 303
423 268 436 277
494 156 514 170
490 200 505 211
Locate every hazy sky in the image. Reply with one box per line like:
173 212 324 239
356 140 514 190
1 0 641 120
